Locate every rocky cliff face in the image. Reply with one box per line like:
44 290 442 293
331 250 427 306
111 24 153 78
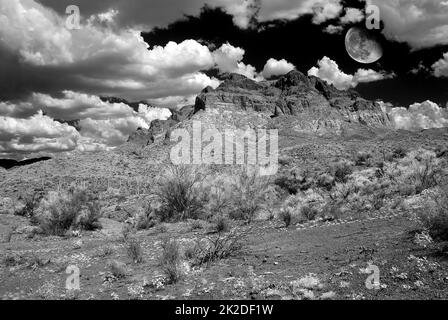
128 70 392 146
193 71 391 136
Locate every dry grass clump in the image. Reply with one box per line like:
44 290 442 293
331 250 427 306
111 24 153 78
126 238 144 263
159 238 182 284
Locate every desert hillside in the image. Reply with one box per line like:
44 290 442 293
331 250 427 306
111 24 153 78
1 71 448 300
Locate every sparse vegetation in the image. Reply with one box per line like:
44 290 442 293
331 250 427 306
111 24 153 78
159 238 182 284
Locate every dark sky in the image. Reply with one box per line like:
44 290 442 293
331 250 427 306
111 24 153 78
143 3 448 107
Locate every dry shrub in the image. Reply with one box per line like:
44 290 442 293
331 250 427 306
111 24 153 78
300 205 319 221
200 167 272 223
37 187 101 236
279 208 292 227
159 238 182 284
15 191 43 218
387 149 442 195
227 169 270 223
214 215 230 233
275 168 314 194
154 165 206 222
355 151 372 166
418 184 448 242
191 229 247 267
331 160 354 184
316 173 335 191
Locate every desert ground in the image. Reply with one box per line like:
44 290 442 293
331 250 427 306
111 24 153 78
1 127 448 300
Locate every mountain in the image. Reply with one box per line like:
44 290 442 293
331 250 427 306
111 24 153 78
129 70 393 146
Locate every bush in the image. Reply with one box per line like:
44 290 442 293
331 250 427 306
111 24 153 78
410 156 440 195
355 152 372 166
15 192 43 218
121 224 134 242
159 238 182 284
154 165 205 222
331 161 354 184
300 205 319 221
279 208 292 227
316 173 335 191
37 188 101 236
126 239 143 263
227 169 270 223
275 169 313 194
321 203 343 221
191 229 247 267
418 186 448 242
108 260 127 278
214 216 230 233
135 206 156 230
190 220 202 231
392 147 407 159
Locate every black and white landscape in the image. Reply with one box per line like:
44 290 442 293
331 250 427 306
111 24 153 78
1 0 448 301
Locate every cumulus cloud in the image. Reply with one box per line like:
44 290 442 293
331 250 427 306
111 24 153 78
0 111 80 157
0 0 221 104
340 7 364 24
212 43 259 79
432 52 448 77
311 0 343 24
308 56 394 90
262 58 295 78
369 0 448 49
388 100 448 130
0 92 172 157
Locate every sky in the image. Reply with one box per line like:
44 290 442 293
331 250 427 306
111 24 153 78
1 0 448 159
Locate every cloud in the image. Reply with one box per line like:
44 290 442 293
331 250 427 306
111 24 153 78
307 56 394 90
340 7 364 24
0 111 80 157
0 0 221 104
0 91 172 158
311 0 343 24
262 58 295 78
388 100 448 130
432 52 448 77
369 0 448 49
212 43 259 79
324 24 344 34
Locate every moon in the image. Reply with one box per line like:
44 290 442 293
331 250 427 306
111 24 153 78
345 27 383 64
